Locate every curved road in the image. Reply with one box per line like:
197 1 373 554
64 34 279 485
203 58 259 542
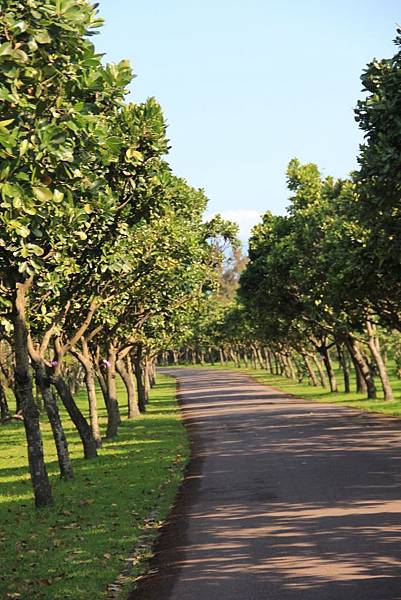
129 368 401 600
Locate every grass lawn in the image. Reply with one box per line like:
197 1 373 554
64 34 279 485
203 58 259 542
178 361 401 418
0 374 189 600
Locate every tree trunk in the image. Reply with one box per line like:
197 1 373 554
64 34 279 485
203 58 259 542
255 346 264 369
366 321 393 401
12 281 53 507
105 343 121 439
311 354 328 388
34 362 74 480
143 358 151 398
251 348 257 369
0 380 10 419
71 345 102 448
53 374 98 458
116 356 140 419
349 350 367 394
286 354 297 379
273 353 280 375
336 342 350 393
301 353 319 386
96 367 109 406
133 346 147 413
242 350 249 368
219 348 225 366
345 336 376 399
266 349 273 374
149 359 156 387
320 346 338 392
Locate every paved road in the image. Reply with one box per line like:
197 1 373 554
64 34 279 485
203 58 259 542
128 368 401 600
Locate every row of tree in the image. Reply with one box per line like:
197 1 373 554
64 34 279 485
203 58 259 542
0 0 236 507
167 29 401 403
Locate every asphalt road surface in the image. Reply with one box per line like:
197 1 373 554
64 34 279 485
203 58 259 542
128 368 401 600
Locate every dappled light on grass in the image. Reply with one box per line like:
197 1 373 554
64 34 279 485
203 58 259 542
0 375 189 600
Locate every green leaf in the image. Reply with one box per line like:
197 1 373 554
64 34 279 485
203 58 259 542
32 187 53 202
35 31 52 44
19 139 29 156
0 42 12 57
27 243 44 256
0 119 14 128
11 49 28 63
126 148 144 162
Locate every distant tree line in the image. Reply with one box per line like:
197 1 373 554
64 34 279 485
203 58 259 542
168 29 401 404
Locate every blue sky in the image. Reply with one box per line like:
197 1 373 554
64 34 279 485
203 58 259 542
95 1 400 241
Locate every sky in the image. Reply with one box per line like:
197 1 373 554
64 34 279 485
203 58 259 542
95 1 400 242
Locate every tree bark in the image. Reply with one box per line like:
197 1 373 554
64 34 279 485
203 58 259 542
71 344 102 448
366 321 393 401
345 336 376 399
12 280 53 507
105 343 121 438
311 354 328 388
301 353 319 386
133 346 147 412
0 380 10 419
116 356 140 419
34 362 74 480
53 374 98 458
320 346 338 392
336 342 350 393
285 353 297 379
255 346 264 370
273 353 280 375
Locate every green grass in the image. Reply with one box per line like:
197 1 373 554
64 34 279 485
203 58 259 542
0 374 189 600
178 360 401 418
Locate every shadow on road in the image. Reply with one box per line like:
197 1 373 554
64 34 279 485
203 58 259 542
129 369 401 600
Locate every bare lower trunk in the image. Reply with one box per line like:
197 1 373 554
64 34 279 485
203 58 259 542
71 345 102 448
134 346 147 413
149 359 156 387
286 354 297 379
345 336 376 399
278 353 290 377
144 358 151 398
348 348 367 394
116 357 140 419
0 380 10 419
311 354 328 388
273 353 280 375
251 348 257 370
13 281 53 507
84 366 102 447
105 344 120 439
219 348 225 367
34 362 74 480
321 346 338 392
366 321 393 401
53 374 98 458
97 367 109 406
254 346 264 369
336 342 350 393
301 353 319 386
